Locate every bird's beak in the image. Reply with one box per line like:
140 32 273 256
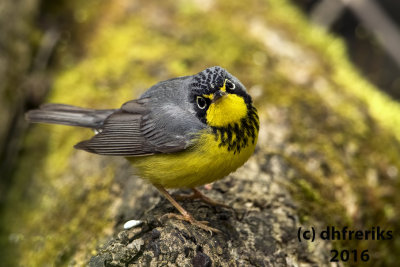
212 90 227 103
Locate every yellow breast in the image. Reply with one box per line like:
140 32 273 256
129 126 258 189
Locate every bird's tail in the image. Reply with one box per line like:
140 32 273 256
25 103 116 129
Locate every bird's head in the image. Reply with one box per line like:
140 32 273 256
190 66 253 128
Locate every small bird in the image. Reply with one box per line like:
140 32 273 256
26 66 259 233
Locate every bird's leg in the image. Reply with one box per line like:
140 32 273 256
153 184 220 233
174 188 231 209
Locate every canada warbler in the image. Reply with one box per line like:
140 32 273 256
26 66 259 232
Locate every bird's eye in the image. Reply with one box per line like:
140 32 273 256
225 79 236 90
196 96 207 109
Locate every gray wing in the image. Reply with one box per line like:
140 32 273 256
74 97 205 156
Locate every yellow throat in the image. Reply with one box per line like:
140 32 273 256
206 94 248 127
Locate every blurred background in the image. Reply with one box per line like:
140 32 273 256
0 0 399 266
293 0 400 100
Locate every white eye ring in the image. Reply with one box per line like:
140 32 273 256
196 96 207 109
226 79 236 90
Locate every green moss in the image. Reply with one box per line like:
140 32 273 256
266 0 400 141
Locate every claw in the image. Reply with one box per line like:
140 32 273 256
154 184 221 233
163 213 221 233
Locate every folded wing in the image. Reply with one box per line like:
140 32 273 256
74 98 203 156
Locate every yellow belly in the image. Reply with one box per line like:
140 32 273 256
128 129 257 188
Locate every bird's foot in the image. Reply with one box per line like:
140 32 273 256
162 212 221 233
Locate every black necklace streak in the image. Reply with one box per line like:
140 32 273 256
211 106 259 154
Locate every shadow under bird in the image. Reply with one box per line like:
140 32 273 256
26 66 259 233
